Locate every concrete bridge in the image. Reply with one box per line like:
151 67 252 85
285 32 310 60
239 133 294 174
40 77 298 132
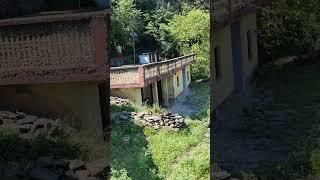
110 54 196 107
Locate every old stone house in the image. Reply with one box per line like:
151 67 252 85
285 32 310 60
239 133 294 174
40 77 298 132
211 0 270 111
0 5 110 141
110 54 195 107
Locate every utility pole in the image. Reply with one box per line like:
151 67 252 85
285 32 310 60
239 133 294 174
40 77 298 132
130 32 138 64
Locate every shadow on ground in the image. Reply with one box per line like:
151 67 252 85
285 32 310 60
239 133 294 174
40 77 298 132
214 61 320 179
111 112 160 180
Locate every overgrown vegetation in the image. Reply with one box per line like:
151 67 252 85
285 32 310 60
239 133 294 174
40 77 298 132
258 0 320 61
111 0 210 80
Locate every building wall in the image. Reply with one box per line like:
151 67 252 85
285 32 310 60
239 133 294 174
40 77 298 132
0 82 104 139
111 88 142 105
212 25 235 109
240 13 258 82
173 69 184 98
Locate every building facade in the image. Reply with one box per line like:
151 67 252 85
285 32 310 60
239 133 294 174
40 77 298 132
211 0 270 111
0 10 110 140
110 54 195 107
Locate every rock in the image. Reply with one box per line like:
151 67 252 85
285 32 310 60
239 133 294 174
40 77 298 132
29 168 59 180
154 125 160 130
2 111 20 119
214 171 231 180
19 133 33 141
122 112 132 115
122 136 130 144
17 124 31 133
150 116 161 121
69 160 85 171
16 112 27 116
31 118 48 133
75 170 91 180
137 112 146 118
170 124 175 128
119 114 130 121
85 159 108 177
33 128 47 138
48 126 59 136
16 115 37 125
65 170 77 180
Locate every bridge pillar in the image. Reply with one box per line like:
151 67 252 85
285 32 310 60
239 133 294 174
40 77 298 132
152 82 159 105
182 67 188 94
161 77 169 107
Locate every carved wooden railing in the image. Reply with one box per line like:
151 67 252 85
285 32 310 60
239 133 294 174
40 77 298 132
111 54 196 89
212 0 270 30
0 10 110 85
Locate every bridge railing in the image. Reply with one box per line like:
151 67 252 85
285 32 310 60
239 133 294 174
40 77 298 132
110 54 196 88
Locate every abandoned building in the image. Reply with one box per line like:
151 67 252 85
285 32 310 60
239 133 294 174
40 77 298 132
110 54 195 107
211 0 270 111
0 7 110 140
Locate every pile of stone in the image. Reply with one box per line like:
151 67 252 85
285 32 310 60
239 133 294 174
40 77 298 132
117 111 187 131
0 111 64 141
0 157 109 180
212 163 239 180
110 96 130 106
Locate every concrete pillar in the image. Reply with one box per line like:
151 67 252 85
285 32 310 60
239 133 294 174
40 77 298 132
182 67 188 94
161 77 169 107
152 82 159 105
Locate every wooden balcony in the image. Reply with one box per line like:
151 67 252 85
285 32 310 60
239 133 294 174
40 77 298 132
111 54 196 89
212 0 270 31
0 10 110 85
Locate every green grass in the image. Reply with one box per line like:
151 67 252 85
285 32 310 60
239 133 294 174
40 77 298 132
241 62 320 179
167 141 210 180
145 119 208 177
111 82 210 179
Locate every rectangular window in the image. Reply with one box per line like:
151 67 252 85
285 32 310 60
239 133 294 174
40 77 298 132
214 46 222 80
247 30 253 62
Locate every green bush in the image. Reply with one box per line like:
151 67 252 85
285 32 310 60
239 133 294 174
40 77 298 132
258 0 320 61
311 148 320 176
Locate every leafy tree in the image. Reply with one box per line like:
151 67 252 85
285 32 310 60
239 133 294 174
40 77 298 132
258 0 320 61
164 9 210 80
144 4 178 58
111 0 143 55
